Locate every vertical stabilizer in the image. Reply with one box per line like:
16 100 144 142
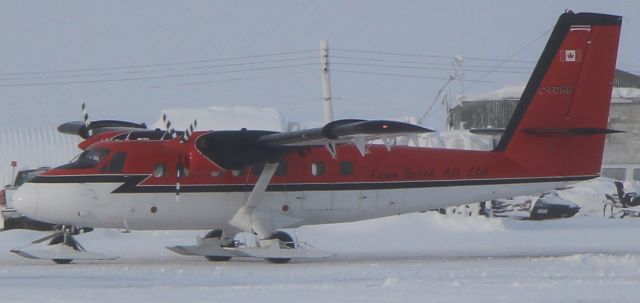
496 12 622 177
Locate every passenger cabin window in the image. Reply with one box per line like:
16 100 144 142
57 148 110 169
311 162 325 176
101 152 127 173
153 163 167 177
211 171 224 177
231 169 246 177
340 161 353 176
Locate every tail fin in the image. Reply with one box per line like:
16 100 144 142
495 12 622 177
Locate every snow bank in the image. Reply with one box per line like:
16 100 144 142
612 87 640 100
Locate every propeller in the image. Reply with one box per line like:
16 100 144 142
161 113 198 144
161 113 177 139
180 120 198 144
81 102 92 137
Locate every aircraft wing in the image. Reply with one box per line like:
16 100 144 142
196 119 432 170
257 119 432 147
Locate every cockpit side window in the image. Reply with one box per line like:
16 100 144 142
57 148 110 169
101 152 127 173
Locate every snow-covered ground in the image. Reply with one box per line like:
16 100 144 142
1 211 640 303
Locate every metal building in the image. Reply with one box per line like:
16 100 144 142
450 69 640 131
449 69 640 181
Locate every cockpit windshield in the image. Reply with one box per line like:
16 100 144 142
57 148 110 169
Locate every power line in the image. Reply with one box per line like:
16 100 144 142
332 61 531 74
0 63 318 88
332 55 534 71
332 69 499 83
463 27 553 93
179 70 318 87
333 48 537 64
0 49 317 76
0 56 318 82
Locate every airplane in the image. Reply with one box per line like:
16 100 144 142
11 11 622 264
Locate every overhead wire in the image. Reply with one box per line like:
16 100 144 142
0 37 573 89
332 61 531 74
332 55 534 71
333 48 537 64
0 63 318 88
0 49 322 87
0 56 317 82
462 27 553 93
0 49 317 76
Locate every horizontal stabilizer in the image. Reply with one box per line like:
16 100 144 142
469 128 506 136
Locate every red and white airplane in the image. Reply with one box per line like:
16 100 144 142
11 11 622 263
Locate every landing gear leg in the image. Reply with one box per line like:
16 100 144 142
204 229 234 262
49 225 86 264
265 231 295 264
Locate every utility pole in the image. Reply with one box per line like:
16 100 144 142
453 56 465 101
320 40 334 123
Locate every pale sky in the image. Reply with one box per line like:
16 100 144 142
1 1 638 130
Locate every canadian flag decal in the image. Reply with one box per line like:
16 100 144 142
560 49 581 62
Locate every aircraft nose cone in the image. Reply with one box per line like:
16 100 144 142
12 183 39 218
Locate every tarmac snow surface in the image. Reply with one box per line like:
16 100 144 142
1 206 640 303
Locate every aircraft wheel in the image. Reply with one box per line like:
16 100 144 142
204 229 232 262
49 234 78 264
266 231 294 264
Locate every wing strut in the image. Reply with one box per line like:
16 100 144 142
228 162 301 239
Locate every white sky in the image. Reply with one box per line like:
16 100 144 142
1 0 638 130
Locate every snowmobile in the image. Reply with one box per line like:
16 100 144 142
603 181 640 218
489 192 580 220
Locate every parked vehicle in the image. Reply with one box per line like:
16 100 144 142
528 192 581 220
437 192 580 220
603 181 640 218
1 166 56 231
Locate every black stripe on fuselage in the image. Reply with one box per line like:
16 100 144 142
29 174 597 193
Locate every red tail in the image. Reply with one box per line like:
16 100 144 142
496 12 622 177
